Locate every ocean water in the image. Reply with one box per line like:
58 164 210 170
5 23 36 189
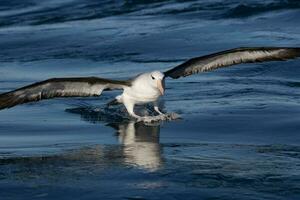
0 0 300 199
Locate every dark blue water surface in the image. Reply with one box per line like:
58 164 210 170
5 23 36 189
0 1 300 200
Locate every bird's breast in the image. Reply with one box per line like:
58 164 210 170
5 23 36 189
123 86 160 104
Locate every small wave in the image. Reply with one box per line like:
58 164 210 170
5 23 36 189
257 144 300 159
284 81 300 88
131 58 184 64
223 0 300 18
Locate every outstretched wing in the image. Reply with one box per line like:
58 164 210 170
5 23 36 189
0 77 131 110
164 47 300 79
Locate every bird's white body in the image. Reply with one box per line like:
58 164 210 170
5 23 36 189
124 73 162 103
116 71 165 118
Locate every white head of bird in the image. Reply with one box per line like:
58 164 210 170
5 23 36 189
149 71 165 95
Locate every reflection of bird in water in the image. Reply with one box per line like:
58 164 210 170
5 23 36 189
1 47 300 120
113 121 162 171
68 106 163 171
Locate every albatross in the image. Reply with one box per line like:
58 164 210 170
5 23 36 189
0 47 299 120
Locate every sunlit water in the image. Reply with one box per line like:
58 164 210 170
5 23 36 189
0 0 300 199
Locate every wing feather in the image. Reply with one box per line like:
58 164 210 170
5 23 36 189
0 77 131 110
164 47 300 79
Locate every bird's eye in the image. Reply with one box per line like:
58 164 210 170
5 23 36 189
151 75 155 80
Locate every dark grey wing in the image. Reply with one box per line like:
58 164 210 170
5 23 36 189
0 77 131 110
164 47 300 79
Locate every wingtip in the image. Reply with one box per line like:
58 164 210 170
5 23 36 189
0 92 16 110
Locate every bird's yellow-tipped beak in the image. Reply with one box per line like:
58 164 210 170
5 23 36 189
157 79 165 95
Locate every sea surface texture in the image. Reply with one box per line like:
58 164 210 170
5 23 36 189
0 0 300 200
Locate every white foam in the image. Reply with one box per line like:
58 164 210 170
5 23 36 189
138 112 181 123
